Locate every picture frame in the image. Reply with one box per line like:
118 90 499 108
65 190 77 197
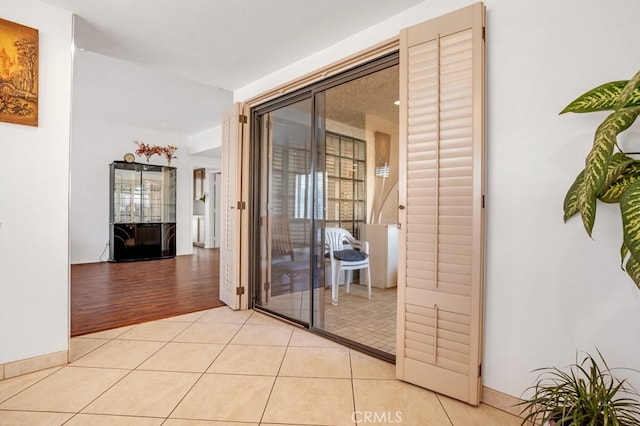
0 17 39 127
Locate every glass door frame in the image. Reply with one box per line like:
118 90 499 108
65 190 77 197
249 90 315 327
248 52 399 362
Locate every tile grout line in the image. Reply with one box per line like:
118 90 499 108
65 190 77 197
163 309 255 423
349 348 358 426
63 412 165 424
68 337 111 362
65 330 177 421
0 366 63 406
0 307 250 424
435 392 455 426
257 320 295 425
1 322 135 406
62 308 217 424
62 324 143 425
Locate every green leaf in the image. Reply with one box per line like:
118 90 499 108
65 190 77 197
564 170 584 221
625 256 640 289
615 70 640 111
579 108 640 236
621 242 629 270
561 81 640 114
603 152 634 188
620 179 640 265
598 164 640 203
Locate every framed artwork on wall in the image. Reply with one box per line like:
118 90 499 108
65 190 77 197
0 17 38 127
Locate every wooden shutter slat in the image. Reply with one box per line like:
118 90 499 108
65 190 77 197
405 252 472 267
406 348 468 375
407 316 470 345
406 315 471 337
406 333 471 359
406 303 471 324
406 330 470 358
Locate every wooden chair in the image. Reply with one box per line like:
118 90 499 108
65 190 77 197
270 216 309 294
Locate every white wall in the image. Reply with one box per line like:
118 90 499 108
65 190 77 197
189 125 222 156
0 0 72 364
70 118 221 264
235 0 640 399
364 115 399 225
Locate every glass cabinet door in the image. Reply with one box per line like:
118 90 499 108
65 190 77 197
141 168 162 223
162 167 177 223
112 168 141 223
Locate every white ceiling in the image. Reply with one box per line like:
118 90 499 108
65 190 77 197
40 0 424 135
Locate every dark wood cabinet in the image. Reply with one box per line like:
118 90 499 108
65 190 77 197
109 161 177 262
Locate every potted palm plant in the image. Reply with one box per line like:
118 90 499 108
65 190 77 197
519 351 640 425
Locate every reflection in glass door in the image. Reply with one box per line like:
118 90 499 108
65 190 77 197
310 64 399 360
254 98 316 324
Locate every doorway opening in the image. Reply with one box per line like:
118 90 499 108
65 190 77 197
192 168 221 249
250 54 399 360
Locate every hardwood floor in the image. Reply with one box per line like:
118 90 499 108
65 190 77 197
71 247 225 336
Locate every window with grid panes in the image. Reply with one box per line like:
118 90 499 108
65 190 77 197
325 132 366 239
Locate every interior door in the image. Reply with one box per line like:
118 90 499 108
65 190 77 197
220 102 246 309
396 2 486 405
212 172 221 248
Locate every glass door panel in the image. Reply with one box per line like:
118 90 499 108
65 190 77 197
254 98 314 324
140 167 163 223
162 167 177 223
112 167 141 224
312 63 399 358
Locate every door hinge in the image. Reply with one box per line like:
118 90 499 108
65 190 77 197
236 286 245 295
482 195 485 209
478 363 482 377
237 201 246 210
239 114 248 124
482 26 486 41
264 282 270 291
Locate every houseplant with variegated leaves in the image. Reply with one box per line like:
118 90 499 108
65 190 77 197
563 70 640 288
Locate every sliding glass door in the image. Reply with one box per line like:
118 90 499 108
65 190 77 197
251 55 399 359
253 97 318 324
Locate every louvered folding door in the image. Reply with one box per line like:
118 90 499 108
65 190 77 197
220 102 245 309
396 3 485 405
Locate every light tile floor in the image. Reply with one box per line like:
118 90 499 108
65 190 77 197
264 284 396 355
324 284 396 355
0 307 521 425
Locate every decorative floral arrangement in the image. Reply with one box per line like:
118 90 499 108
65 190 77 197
134 141 178 165
162 145 178 165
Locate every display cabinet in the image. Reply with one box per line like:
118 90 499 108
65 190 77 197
109 161 177 261
325 132 366 239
